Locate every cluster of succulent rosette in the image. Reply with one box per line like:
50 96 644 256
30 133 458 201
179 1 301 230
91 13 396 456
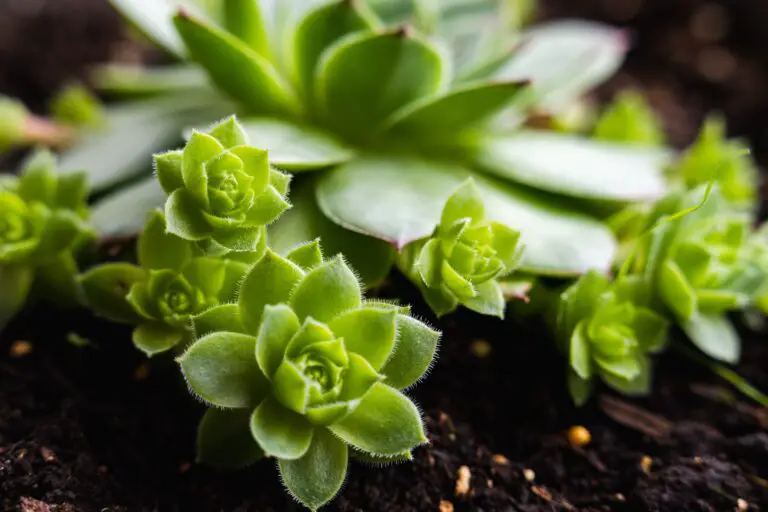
3 0 768 509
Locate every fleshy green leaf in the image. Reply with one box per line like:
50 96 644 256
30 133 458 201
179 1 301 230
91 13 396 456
79 263 147 324
154 150 185 194
329 383 426 456
224 0 270 56
0 264 34 332
178 332 269 408
601 355 651 396
329 307 397 370
133 323 186 357
291 0 380 104
463 280 506 318
239 118 354 171
193 304 246 338
250 396 314 460
633 308 668 353
316 29 449 143
567 369 593 407
278 428 348 511
256 304 301 379
138 210 193 270
239 249 305 334
174 11 299 116
569 321 592 379
475 131 670 202
659 260 697 320
385 80 530 140
269 176 394 287
197 408 264 469
289 255 362 323
682 313 741 364
165 188 214 240
494 20 627 113
380 315 439 390
596 356 641 381
317 155 616 275
285 239 324 271
17 150 57 206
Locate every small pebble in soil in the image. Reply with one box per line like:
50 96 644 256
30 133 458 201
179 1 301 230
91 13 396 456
567 425 592 447
738 498 749 511
438 500 454 512
9 340 33 358
455 465 471 497
39 447 56 462
492 454 509 465
523 468 536 482
640 455 653 474
469 339 492 358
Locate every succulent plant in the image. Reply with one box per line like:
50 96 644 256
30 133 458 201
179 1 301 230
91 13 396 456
155 115 291 256
592 90 665 147
398 178 523 317
72 0 672 294
0 95 74 151
80 211 250 356
0 150 94 330
179 241 439 510
554 271 668 405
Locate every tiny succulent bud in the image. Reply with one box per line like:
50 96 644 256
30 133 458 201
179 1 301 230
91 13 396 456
555 271 668 405
670 116 757 209
178 241 440 510
399 179 523 318
49 83 106 130
155 115 291 255
0 96 27 151
0 151 93 330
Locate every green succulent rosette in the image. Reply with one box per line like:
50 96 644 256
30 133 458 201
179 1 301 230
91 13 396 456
156 115 291 255
80 211 248 356
555 271 669 405
0 150 93 330
178 241 440 510
398 179 523 317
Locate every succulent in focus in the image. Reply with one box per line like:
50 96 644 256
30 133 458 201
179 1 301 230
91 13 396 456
398 179 523 317
179 241 439 510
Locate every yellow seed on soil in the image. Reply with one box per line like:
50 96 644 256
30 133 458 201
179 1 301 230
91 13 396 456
9 341 33 358
523 468 536 482
737 498 749 511
615 493 626 502
640 456 653 474
438 500 454 512
455 465 471 497
470 339 492 358
567 425 591 447
492 454 509 465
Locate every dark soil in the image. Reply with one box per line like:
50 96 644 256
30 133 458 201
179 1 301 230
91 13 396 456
2 0 768 511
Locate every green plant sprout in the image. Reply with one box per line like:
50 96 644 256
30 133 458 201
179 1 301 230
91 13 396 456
398 178 523 317
79 211 250 356
554 271 668 405
155 115 291 256
179 241 439 510
0 150 94 331
74 0 672 292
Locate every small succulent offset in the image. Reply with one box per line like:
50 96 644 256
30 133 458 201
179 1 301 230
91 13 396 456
156 116 291 256
179 241 439 510
398 179 523 317
554 271 668 405
592 90 665 147
0 151 94 330
635 187 768 364
80 211 249 356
